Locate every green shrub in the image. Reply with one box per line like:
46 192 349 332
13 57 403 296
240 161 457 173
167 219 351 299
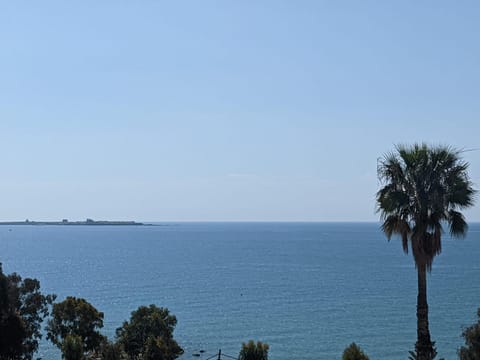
115 305 183 360
238 340 269 360
342 343 369 360
62 335 84 360
458 308 480 360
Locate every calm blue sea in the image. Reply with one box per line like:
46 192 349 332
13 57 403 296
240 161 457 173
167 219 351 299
1 222 479 360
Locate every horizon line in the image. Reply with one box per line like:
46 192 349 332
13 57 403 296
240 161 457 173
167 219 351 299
3 219 480 224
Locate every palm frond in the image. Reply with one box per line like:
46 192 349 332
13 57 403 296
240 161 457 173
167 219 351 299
380 215 411 253
448 210 468 238
447 177 476 209
377 143 475 269
376 186 410 215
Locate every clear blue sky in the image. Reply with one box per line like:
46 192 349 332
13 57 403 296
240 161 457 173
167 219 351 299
1 1 479 221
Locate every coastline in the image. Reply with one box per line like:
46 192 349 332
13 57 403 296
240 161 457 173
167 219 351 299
0 220 145 226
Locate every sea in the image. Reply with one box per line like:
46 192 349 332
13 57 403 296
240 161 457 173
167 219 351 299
0 222 479 360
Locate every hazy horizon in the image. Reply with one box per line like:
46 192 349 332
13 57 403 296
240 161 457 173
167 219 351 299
3 219 480 226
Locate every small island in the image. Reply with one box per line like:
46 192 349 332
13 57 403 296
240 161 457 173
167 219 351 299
0 218 146 226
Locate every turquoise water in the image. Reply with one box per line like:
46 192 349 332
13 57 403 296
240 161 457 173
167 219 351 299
1 222 479 360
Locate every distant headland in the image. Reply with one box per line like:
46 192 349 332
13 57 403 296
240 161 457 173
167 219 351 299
0 218 146 226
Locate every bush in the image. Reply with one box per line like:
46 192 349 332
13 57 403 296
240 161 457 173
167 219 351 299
238 340 269 360
116 305 183 360
0 263 55 359
62 335 84 360
46 296 105 355
458 308 480 360
100 340 128 360
342 343 369 360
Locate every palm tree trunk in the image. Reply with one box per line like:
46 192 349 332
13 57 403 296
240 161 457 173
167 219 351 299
415 265 435 360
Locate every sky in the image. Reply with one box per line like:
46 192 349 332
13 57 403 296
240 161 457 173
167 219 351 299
0 1 479 222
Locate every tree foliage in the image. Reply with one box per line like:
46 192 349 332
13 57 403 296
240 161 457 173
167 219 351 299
458 308 480 360
238 340 269 360
143 336 170 360
0 263 55 360
377 144 475 270
342 343 369 360
62 334 84 360
115 304 183 360
46 296 105 355
101 340 128 360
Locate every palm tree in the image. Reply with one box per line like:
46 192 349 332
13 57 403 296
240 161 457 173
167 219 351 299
376 144 475 360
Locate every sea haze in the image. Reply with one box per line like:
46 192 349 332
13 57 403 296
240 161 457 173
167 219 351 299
1 222 479 360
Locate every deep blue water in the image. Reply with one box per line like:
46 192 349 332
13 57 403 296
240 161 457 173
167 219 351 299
1 222 479 360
